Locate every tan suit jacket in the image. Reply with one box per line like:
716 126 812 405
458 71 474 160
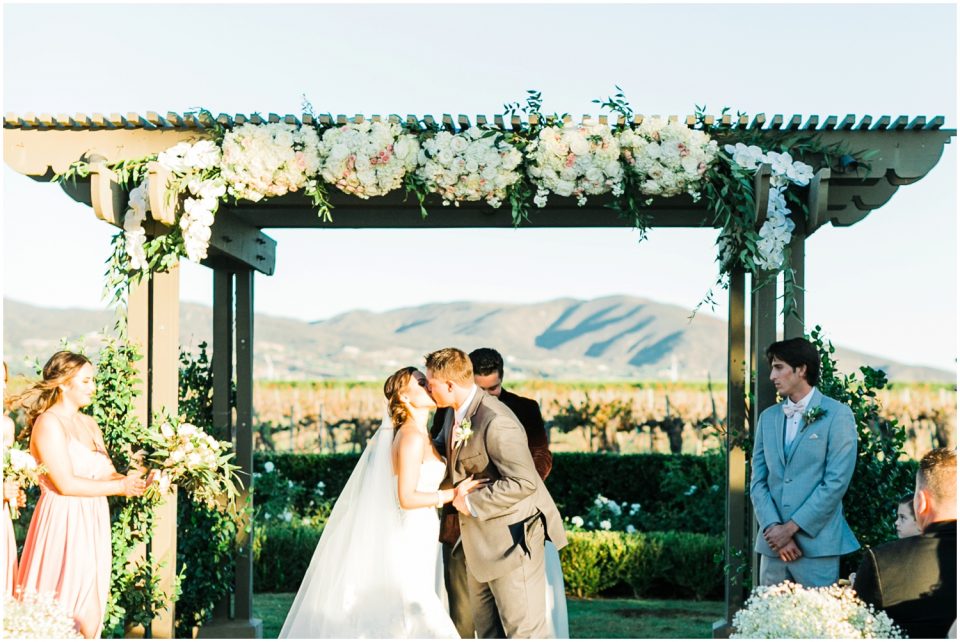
434 389 567 583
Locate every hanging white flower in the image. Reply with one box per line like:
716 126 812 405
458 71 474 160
417 127 522 207
318 120 419 198
620 118 718 200
220 122 322 202
724 142 765 170
123 177 151 270
526 120 623 207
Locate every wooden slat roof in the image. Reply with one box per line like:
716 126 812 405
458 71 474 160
2 111 949 132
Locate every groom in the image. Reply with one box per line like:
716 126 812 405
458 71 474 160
426 348 567 639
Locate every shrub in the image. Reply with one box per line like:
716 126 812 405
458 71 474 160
253 523 323 593
558 531 630 598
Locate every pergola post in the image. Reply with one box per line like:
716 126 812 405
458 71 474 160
199 267 262 638
235 269 261 635
127 268 180 639
713 264 748 638
784 219 806 339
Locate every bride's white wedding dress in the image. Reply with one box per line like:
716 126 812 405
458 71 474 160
279 419 459 639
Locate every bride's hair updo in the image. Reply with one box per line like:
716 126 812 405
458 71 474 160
383 366 418 429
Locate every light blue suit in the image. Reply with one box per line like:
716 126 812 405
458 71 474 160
750 388 860 586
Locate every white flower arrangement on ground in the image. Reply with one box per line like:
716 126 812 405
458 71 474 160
724 143 815 271
417 127 523 208
619 118 718 201
731 581 903 639
318 120 419 198
526 121 623 207
3 445 44 519
3 592 82 638
220 122 321 202
145 421 241 511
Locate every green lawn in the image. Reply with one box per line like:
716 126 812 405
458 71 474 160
253 593 723 639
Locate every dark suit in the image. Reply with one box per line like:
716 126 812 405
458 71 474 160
853 520 956 639
431 388 554 638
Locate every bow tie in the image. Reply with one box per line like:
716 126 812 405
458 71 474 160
783 400 806 418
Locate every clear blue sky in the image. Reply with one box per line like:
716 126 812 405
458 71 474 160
2 3 957 372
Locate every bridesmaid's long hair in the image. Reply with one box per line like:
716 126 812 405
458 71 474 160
9 351 92 429
383 367 418 430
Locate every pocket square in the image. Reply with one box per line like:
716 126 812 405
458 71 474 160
809 434 819 440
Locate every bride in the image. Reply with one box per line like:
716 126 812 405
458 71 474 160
279 367 482 638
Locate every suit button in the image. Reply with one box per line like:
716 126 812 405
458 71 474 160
785 479 792 483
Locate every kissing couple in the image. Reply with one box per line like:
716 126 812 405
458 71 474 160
279 348 567 639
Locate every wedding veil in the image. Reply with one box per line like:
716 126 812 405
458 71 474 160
278 414 409 638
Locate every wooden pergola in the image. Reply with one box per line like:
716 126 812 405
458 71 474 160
3 110 954 638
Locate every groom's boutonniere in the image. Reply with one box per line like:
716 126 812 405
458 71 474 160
802 406 826 424
453 418 473 448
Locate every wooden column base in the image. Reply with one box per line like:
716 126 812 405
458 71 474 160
196 617 263 639
712 619 733 638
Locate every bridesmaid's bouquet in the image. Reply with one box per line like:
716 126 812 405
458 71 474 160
731 581 902 639
3 592 82 638
3 445 44 519
144 421 241 512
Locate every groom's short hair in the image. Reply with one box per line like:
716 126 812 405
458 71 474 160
425 348 474 385
765 337 821 386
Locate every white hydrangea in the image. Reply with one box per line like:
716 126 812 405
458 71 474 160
732 581 903 639
599 519 612 530
619 118 718 200
220 122 322 202
318 120 419 198
526 120 623 207
417 127 522 207
571 515 584 527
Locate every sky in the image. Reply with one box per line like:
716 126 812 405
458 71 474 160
2 2 957 372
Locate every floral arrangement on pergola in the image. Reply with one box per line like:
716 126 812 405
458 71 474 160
55 90 867 319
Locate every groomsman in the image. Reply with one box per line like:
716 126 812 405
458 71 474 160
749 338 860 587
431 347 553 638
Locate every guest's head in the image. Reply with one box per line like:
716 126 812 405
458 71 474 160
469 348 504 397
383 367 434 428
767 338 820 399
9 351 94 427
914 447 957 531
424 348 473 408
895 493 922 538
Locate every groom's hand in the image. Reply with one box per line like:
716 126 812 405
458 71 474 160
763 520 799 551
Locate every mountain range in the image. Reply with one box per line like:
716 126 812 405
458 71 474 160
2 296 954 383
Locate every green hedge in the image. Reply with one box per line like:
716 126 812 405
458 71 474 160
254 451 727 535
253 524 723 600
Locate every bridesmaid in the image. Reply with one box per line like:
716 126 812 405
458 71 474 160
2 361 25 596
11 352 146 638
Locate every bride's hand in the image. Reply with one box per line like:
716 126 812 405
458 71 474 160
456 475 488 497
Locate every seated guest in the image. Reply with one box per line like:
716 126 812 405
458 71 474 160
895 492 922 539
854 447 957 639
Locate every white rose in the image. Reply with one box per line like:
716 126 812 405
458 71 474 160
159 423 175 439
568 133 589 156
448 135 469 155
170 449 185 463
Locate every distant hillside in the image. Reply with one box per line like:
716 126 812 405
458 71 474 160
3 296 955 383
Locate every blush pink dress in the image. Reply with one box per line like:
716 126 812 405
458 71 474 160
17 434 113 638
2 419 18 596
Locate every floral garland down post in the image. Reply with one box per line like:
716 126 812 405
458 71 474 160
723 142 814 271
